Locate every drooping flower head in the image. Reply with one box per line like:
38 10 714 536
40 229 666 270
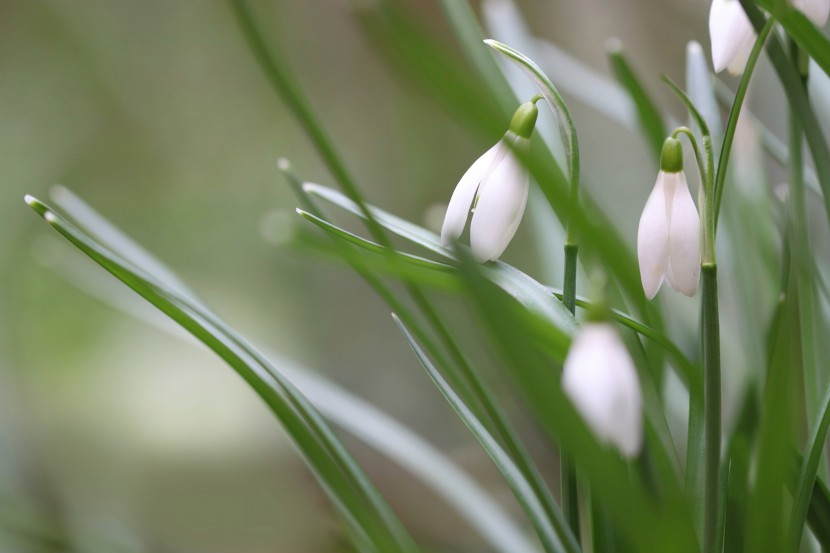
441 100 539 262
637 138 701 300
562 321 643 458
710 0 829 74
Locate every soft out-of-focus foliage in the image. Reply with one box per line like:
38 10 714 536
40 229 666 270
5 0 830 552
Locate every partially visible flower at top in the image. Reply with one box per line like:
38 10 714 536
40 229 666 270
562 321 643 458
710 0 829 75
792 0 830 26
709 0 756 75
441 99 539 262
637 138 701 300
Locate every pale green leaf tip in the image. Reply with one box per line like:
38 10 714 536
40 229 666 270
276 157 292 172
24 194 37 207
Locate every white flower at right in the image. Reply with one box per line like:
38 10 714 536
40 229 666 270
710 0 830 75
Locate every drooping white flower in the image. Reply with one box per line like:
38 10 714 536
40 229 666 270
562 322 643 458
709 0 756 75
637 138 701 300
710 0 829 75
441 101 538 262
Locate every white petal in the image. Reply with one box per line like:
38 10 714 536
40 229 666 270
726 31 756 76
441 142 502 246
793 0 830 25
666 172 701 297
469 140 529 262
710 0 756 74
562 323 643 458
637 171 672 300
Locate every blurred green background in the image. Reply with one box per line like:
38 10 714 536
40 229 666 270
0 0 787 551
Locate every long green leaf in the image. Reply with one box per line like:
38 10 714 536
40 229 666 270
607 40 667 157
393 314 580 553
790 382 830 551
453 246 698 553
739 0 830 224
303 183 577 344
48 186 537 553
25 196 417 553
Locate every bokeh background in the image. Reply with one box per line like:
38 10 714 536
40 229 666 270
0 0 791 551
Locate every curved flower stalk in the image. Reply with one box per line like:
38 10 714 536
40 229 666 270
562 321 643 458
637 138 702 299
441 99 539 262
710 0 829 74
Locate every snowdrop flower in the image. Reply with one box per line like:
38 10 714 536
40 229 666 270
637 138 701 300
441 100 538 262
562 322 643 458
709 0 756 75
710 0 828 74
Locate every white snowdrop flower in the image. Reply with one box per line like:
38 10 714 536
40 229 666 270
562 322 643 458
792 0 830 26
637 138 701 300
709 0 757 75
710 0 828 75
441 100 538 262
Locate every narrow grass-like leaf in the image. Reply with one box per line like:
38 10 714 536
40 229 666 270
790 382 830 551
739 0 830 224
607 40 667 157
662 75 711 138
760 1 830 77
713 16 774 225
393 313 580 553
25 196 418 553
454 246 698 553
485 39 576 179
47 188 536 553
303 183 577 341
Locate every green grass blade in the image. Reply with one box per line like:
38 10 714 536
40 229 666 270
713 16 774 225
229 0 392 248
790 383 830 551
393 314 580 553
46 244 536 553
25 196 418 553
303 183 577 341
662 75 710 138
764 2 830 77
739 0 830 224
606 41 667 157
453 247 698 553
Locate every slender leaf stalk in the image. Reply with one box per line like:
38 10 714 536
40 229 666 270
713 18 774 227
702 264 722 553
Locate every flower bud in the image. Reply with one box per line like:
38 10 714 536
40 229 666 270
441 100 539 262
562 322 643 458
638 139 701 299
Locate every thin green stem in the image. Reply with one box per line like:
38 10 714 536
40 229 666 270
702 264 722 553
561 243 579 539
713 18 775 228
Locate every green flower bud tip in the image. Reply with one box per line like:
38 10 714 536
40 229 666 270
659 137 683 173
508 100 539 139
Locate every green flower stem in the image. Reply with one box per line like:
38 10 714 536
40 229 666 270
702 264 721 553
561 242 579 538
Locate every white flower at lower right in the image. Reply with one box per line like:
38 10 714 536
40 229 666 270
562 322 643 458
